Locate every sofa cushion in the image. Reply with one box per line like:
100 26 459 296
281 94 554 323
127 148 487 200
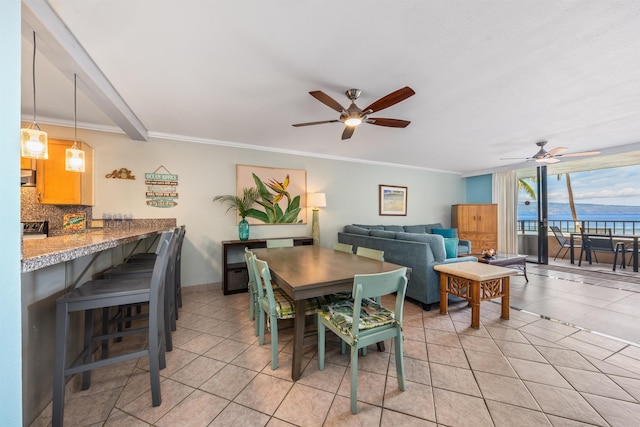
432 228 456 238
383 225 405 232
403 225 427 234
344 225 370 235
353 224 384 230
369 229 396 239
424 223 445 233
396 232 446 262
443 238 459 258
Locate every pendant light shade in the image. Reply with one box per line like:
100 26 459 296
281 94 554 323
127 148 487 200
65 74 85 172
21 32 48 160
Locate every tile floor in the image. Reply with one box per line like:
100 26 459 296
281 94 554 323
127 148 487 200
32 261 640 426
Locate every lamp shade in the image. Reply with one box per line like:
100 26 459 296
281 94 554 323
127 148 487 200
307 192 326 208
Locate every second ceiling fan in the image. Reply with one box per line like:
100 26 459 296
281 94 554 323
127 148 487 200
292 86 415 140
501 141 601 164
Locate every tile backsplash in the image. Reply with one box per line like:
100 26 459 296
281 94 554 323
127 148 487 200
21 187 92 236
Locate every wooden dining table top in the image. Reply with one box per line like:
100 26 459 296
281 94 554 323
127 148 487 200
252 245 408 300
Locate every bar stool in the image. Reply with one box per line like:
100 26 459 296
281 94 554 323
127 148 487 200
52 232 172 427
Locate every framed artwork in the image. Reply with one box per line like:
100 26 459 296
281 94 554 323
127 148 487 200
236 164 307 224
379 184 407 216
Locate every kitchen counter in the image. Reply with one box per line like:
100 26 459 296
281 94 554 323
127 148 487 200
21 219 176 272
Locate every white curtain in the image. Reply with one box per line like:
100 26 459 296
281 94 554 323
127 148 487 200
492 170 518 253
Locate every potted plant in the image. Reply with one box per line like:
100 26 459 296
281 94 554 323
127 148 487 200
213 187 260 241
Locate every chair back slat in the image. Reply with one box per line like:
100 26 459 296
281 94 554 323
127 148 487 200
334 242 353 254
356 247 385 261
266 239 294 248
550 226 567 246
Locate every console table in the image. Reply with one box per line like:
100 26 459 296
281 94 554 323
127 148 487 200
221 237 313 294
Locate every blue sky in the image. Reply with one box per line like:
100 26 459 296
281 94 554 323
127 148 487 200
519 164 640 206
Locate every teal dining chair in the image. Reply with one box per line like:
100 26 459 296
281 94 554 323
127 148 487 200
244 248 260 335
249 253 328 370
317 267 408 414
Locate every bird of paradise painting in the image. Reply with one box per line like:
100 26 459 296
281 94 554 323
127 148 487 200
236 165 307 224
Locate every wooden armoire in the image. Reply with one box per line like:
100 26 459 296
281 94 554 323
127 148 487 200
451 204 498 253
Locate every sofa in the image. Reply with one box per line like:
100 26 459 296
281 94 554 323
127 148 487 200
337 223 477 309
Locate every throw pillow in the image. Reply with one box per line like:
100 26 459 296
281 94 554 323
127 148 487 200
432 228 456 238
443 238 459 258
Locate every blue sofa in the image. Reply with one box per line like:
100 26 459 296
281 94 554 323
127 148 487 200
337 223 477 309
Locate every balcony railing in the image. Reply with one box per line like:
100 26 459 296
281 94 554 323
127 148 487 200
518 219 640 235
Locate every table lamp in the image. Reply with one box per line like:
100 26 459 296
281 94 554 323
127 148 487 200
307 192 326 246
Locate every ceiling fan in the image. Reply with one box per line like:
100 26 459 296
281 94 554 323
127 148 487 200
501 141 601 164
292 86 415 140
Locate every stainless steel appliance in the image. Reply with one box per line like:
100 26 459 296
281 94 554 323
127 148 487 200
22 220 48 240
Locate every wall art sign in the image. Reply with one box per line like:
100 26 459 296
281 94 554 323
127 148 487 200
236 164 307 224
379 184 407 216
145 165 178 208
106 168 135 179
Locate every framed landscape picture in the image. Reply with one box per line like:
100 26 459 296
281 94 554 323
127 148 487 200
236 164 307 224
379 184 407 216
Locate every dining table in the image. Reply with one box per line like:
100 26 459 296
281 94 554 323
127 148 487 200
252 245 409 381
569 232 640 271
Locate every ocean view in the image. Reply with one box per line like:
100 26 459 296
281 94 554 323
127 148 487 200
517 202 640 221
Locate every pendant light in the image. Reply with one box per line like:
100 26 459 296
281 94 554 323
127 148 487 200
65 74 85 172
20 31 48 159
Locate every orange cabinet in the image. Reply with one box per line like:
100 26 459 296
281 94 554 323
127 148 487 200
452 204 498 252
35 139 94 205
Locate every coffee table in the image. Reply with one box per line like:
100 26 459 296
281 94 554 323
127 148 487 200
470 252 528 282
434 261 516 328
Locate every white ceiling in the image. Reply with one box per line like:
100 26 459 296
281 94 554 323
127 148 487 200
20 0 640 176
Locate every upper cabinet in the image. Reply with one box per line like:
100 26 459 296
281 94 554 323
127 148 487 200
35 139 94 205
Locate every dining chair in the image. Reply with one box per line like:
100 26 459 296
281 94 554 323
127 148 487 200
550 226 572 260
266 238 294 248
52 233 172 426
249 253 328 370
579 229 625 271
356 246 384 261
317 267 408 414
333 242 353 254
244 248 260 335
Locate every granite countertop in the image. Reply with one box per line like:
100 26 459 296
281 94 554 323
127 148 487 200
22 221 176 273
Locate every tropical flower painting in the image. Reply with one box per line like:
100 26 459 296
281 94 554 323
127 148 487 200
236 165 307 224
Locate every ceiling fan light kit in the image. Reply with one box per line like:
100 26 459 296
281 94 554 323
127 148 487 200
501 140 601 164
292 86 415 140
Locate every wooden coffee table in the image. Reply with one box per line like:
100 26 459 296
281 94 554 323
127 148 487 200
434 262 516 328
470 252 528 282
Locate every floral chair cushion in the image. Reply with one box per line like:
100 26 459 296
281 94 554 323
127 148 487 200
317 298 398 340
266 288 329 319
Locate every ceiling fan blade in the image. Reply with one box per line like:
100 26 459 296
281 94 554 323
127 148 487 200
363 86 415 113
292 120 340 127
367 118 411 128
558 150 601 158
546 147 568 157
536 158 560 164
309 91 345 112
341 126 355 140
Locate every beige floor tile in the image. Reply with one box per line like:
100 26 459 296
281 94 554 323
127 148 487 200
423 328 462 348
486 400 551 426
495 339 547 362
426 343 469 369
356 347 391 375
423 314 457 332
555 336 615 360
208 401 270 427
545 414 602 426
324 394 382 426
620 345 640 361
169 327 202 348
298 360 346 393
380 409 436 426
582 392 640 427
401 338 429 361
485 325 529 343
454 321 492 338
605 353 640 375
536 346 598 371
62 387 121 426
429 363 481 397
274 383 335 426
524 381 607 425
458 335 502 354
507 357 572 388
169 355 226 388
474 371 540 410
155 389 229 426
138 347 198 378
383 380 436 421
116 367 155 408
433 388 494 427
520 332 568 349
177 332 225 354
120 378 194 424
403 324 426 342
465 349 517 377
555 366 636 401
231 343 273 371
388 355 432 385
200 364 258 400
234 373 293 415
570 330 628 352
610 374 640 402
528 319 581 337
266 417 297 427
203 338 251 363
104 408 151 426
337 370 387 407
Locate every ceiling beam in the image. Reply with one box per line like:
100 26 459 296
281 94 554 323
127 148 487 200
22 0 148 141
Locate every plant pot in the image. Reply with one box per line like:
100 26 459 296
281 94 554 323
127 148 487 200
238 218 250 241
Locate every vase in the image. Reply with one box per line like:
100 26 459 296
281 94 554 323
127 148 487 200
238 218 250 241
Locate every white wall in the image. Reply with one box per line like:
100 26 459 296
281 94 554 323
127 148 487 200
37 123 466 287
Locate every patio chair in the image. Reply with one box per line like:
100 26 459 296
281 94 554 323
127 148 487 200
317 267 408 414
579 229 626 271
550 226 571 260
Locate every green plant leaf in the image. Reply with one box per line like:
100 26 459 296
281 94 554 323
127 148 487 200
246 208 270 223
280 207 301 223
